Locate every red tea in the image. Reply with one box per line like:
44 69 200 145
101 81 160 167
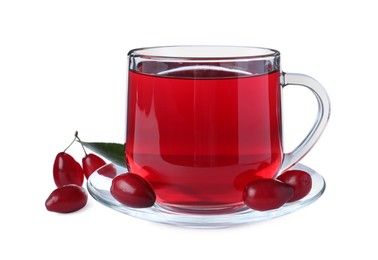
126 68 282 211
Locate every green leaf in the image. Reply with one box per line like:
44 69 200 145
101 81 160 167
79 141 126 167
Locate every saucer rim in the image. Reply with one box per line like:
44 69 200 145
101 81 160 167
87 163 325 228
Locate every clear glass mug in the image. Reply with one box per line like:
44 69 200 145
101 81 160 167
126 46 330 214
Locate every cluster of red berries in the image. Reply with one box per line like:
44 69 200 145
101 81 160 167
46 133 312 214
243 170 312 211
45 132 157 213
45 132 107 213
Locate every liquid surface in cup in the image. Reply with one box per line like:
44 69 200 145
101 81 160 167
126 68 282 211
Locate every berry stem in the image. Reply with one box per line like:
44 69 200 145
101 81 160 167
63 131 79 153
75 131 88 156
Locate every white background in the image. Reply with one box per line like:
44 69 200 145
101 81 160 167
1 0 376 259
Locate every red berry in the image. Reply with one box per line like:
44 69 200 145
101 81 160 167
277 170 312 202
110 173 156 208
97 163 118 179
82 153 107 179
243 179 294 211
53 152 84 187
45 184 88 213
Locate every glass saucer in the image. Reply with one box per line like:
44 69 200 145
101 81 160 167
87 163 325 228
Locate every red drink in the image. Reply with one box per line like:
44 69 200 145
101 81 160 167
126 68 282 212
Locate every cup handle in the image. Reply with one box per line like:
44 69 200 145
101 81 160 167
279 72 331 174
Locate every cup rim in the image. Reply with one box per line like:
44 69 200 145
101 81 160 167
128 45 280 61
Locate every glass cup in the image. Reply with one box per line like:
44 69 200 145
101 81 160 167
125 46 330 214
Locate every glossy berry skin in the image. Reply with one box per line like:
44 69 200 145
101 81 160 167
82 153 107 179
45 184 88 213
277 170 312 202
243 179 294 211
110 173 156 208
97 163 118 179
53 152 84 187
